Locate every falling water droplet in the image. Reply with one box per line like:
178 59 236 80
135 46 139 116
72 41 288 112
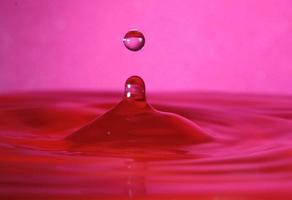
123 29 145 51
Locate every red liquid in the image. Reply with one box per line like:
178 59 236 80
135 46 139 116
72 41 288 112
0 91 292 199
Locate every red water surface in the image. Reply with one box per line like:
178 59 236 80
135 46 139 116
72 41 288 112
0 91 292 199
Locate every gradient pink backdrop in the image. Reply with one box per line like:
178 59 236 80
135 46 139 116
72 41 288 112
0 0 292 94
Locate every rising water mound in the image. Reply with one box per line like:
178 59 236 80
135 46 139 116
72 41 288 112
66 76 212 146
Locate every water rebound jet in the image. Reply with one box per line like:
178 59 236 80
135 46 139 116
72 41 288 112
66 75 212 146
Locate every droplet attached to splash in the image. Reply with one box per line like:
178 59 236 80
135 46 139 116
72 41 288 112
66 76 212 146
124 76 146 101
123 29 145 51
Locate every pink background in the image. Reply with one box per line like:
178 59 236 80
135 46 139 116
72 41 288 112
0 0 292 94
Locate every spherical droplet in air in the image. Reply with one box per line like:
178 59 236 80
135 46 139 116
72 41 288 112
123 29 145 51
